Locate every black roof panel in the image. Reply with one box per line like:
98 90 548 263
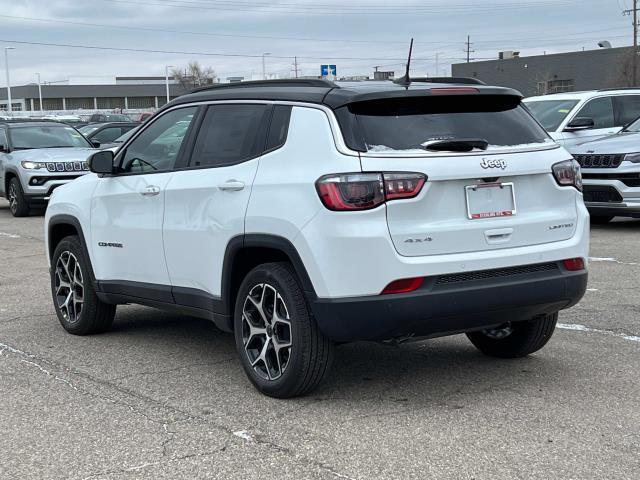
170 79 522 111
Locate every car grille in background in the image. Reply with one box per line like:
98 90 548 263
582 173 640 187
435 262 559 285
573 153 624 168
46 162 89 172
582 185 623 203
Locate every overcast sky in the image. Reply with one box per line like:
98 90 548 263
0 0 634 85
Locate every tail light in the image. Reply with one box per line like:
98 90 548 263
430 87 479 95
381 277 424 295
563 257 585 271
552 160 582 191
316 172 426 211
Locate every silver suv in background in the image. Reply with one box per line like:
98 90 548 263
0 120 96 216
524 89 640 147
569 115 640 223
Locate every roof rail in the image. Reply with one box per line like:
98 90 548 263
191 78 336 93
408 77 487 86
597 87 640 92
0 118 62 124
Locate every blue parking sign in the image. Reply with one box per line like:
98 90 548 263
321 64 337 77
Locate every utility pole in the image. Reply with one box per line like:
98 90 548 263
293 56 299 78
635 0 638 86
623 0 639 86
466 35 472 63
35 72 43 113
435 52 439 76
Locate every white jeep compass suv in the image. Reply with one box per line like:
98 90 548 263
45 79 589 398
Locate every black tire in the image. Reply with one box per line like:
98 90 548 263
590 215 614 225
466 312 558 359
8 177 30 217
234 262 334 398
51 235 116 335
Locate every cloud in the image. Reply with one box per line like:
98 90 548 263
0 0 628 84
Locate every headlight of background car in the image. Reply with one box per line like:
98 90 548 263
20 161 47 169
624 152 640 163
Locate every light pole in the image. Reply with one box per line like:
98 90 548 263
4 47 15 114
262 53 271 80
165 65 175 104
35 72 43 114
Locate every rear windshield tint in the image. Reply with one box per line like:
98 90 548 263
336 95 550 153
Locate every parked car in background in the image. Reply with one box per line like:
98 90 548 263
88 113 132 123
524 89 640 147
569 115 640 223
0 120 95 216
45 79 588 397
44 115 85 128
132 112 154 123
98 125 140 151
78 122 139 146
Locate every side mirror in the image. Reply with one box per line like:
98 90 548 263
91 140 101 148
565 117 595 132
0 144 7 153
88 150 115 174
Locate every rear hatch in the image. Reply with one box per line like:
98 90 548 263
340 92 579 257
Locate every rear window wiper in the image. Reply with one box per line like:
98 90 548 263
422 138 489 152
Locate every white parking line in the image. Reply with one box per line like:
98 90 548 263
558 323 640 343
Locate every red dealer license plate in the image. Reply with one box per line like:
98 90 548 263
465 182 516 220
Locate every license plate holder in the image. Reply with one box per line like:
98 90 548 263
465 182 516 220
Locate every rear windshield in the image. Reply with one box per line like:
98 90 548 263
9 125 91 149
337 95 551 153
524 99 579 131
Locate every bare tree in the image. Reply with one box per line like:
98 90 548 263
172 61 217 90
607 50 637 88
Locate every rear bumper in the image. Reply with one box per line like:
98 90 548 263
311 263 587 342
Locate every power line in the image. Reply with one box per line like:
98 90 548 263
95 0 579 15
0 38 438 62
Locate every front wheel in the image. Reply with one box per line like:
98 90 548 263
8 177 29 217
51 235 116 335
466 312 558 358
234 262 334 398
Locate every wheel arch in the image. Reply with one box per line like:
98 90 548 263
221 234 317 317
48 214 98 289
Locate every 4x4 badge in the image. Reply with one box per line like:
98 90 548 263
480 158 507 170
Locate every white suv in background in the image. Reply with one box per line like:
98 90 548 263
524 89 640 147
45 79 589 398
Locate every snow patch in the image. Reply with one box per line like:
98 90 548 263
233 430 253 441
558 323 640 343
0 232 20 239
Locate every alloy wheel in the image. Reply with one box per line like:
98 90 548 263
242 283 292 381
8 183 17 215
482 324 514 340
54 251 84 324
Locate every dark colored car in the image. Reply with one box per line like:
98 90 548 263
78 122 139 146
88 113 132 123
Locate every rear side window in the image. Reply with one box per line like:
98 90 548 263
0 129 6 147
336 95 550 152
613 95 640 126
189 104 270 168
266 105 292 152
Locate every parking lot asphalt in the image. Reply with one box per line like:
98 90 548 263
0 198 638 480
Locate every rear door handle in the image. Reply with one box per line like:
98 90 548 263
218 180 245 191
140 185 161 196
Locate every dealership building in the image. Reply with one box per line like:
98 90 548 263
452 46 637 97
0 76 188 112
